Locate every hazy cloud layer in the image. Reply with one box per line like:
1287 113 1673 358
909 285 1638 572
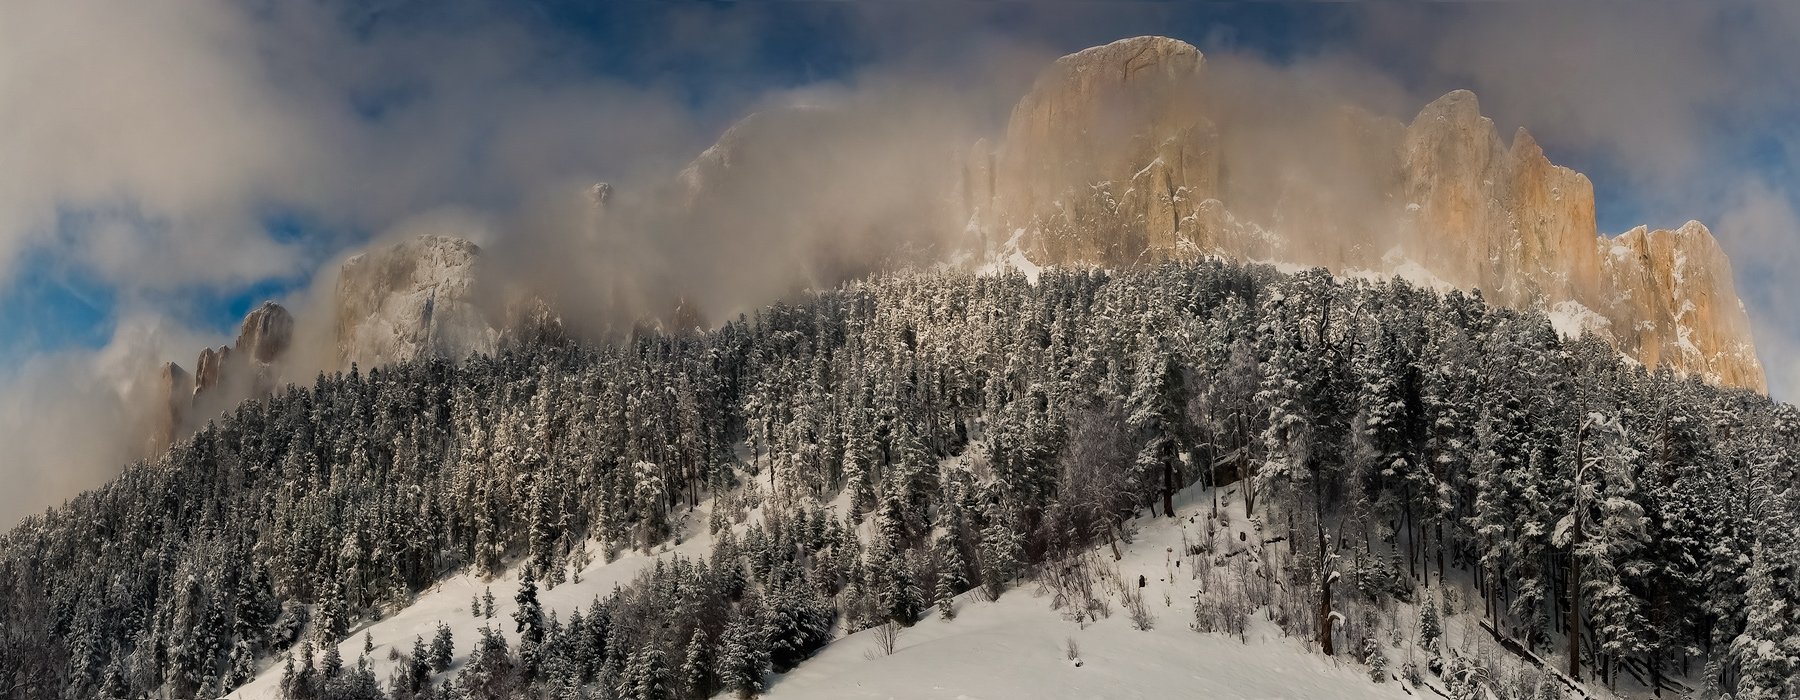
0 315 220 524
4 2 1799 526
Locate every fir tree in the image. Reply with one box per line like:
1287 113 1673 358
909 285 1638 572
409 634 431 692
430 622 455 673
717 602 771 698
934 533 966 619
682 629 714 700
321 642 343 680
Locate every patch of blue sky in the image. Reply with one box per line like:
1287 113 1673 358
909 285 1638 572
0 247 116 366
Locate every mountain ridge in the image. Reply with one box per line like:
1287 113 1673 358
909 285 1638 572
147 35 1768 454
966 35 1764 392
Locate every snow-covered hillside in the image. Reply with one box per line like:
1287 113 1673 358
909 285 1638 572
236 477 1618 700
16 261 1782 700
765 487 1414 700
229 498 745 699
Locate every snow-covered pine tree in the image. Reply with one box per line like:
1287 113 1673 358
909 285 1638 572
717 601 771 699
1555 409 1648 680
430 622 454 673
682 628 714 699
934 531 966 619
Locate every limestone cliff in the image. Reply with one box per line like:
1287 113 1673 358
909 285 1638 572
149 361 192 451
150 236 521 450
334 235 500 369
986 36 1219 265
151 301 295 449
974 36 1765 392
235 301 293 366
1603 222 1764 390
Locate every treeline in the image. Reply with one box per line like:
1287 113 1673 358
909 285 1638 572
1 260 1796 699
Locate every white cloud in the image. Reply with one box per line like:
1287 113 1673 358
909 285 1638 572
0 0 329 291
0 313 222 527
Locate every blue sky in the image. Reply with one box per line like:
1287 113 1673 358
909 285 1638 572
2 1 1797 378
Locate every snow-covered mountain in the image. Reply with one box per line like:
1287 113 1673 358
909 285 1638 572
153 36 1767 442
44 33 1792 700
150 235 557 449
8 257 1794 700
225 485 1446 700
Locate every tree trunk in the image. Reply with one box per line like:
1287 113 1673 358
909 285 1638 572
1209 448 1219 519
1239 414 1255 517
1436 521 1446 587
1569 510 1582 681
1162 444 1176 518
1649 595 1665 697
1405 494 1417 582
1318 523 1335 656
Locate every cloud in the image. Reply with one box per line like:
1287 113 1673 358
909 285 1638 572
0 0 327 292
1353 5 1800 185
1716 177 1800 398
0 314 221 528
0 0 723 301
0 0 723 524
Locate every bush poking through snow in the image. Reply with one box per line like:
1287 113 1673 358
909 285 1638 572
866 621 902 659
1124 587 1155 631
1065 637 1083 667
1191 583 1251 641
1040 550 1111 626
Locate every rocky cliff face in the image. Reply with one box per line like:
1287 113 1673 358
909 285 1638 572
984 37 1219 265
149 361 192 451
235 301 293 365
149 236 520 450
971 36 1765 392
1603 222 1764 390
151 301 295 448
334 234 501 369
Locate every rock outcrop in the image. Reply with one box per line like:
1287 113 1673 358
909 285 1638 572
149 361 192 451
985 36 1219 265
334 234 500 369
972 36 1765 392
150 301 296 449
1603 222 1764 390
192 345 230 396
235 301 293 366
189 301 293 398
148 236 519 450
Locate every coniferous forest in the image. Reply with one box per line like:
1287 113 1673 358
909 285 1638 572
2 261 1797 699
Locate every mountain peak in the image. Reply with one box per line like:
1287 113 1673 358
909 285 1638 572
969 42 1764 391
335 234 498 369
1050 35 1202 74
234 301 293 365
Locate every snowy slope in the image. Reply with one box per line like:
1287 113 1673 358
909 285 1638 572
769 481 1636 700
768 595 1407 700
229 496 766 698
233 475 1629 700
767 495 1413 700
